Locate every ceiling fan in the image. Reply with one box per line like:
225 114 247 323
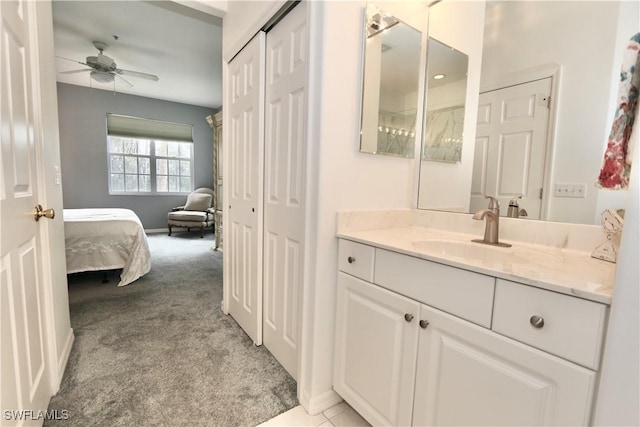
58 41 159 87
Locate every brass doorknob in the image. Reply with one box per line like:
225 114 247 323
34 205 55 221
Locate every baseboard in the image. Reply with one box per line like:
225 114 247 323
145 228 169 234
299 389 343 415
56 328 74 390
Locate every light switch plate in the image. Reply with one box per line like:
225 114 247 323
554 183 587 198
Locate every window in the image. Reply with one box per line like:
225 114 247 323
107 115 194 195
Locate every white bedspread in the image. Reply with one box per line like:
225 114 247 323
63 208 151 286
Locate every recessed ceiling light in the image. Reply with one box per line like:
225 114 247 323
433 74 446 80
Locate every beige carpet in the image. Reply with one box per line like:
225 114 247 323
46 232 297 426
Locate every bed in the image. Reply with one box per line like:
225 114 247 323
63 208 151 286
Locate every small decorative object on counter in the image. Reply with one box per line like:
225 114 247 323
591 209 624 263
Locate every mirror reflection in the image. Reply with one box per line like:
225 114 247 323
422 37 469 164
360 4 422 158
417 0 637 225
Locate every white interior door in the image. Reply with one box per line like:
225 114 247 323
262 2 307 380
226 33 265 345
1 0 52 423
471 78 552 218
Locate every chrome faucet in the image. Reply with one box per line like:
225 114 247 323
507 195 522 218
472 195 512 247
506 195 529 218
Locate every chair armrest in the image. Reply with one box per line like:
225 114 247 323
206 207 216 214
172 206 185 211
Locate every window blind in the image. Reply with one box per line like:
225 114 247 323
106 114 193 142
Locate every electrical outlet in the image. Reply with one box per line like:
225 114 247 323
554 183 587 198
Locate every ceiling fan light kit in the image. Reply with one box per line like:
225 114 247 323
90 70 114 83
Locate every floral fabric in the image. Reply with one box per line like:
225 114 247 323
597 33 640 190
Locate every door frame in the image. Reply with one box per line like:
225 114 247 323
479 64 561 221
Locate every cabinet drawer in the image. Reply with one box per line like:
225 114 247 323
492 279 607 370
374 249 495 328
338 239 375 282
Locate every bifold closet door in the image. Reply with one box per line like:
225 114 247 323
262 2 307 379
227 32 266 345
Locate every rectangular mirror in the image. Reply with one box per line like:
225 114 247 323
360 4 422 158
417 0 638 224
422 37 469 164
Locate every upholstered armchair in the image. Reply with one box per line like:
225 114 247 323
167 188 215 238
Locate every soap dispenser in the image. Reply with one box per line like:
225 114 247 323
507 195 523 218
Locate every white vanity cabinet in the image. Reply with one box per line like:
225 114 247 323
334 271 419 426
412 304 596 426
334 239 605 426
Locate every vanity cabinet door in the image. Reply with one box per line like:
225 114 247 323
413 304 596 426
334 272 420 426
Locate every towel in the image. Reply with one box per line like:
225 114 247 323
597 33 640 190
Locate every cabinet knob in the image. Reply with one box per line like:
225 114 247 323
419 319 429 329
530 315 545 329
347 256 356 264
404 313 414 322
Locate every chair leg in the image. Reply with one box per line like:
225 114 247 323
168 224 172 236
200 225 204 238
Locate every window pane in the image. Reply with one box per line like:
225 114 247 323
168 176 179 192
168 159 179 175
180 143 191 158
111 174 124 192
124 139 138 154
155 140 167 157
156 159 167 175
168 142 180 157
125 156 138 174
138 140 151 155
110 155 124 173
139 175 151 192
180 177 191 193
180 160 190 176
157 175 168 192
110 138 124 153
125 174 138 192
139 157 150 174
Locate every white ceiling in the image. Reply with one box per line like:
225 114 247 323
52 1 223 109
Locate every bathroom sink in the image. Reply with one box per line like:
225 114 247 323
412 239 537 265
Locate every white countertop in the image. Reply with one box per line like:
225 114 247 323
337 226 616 305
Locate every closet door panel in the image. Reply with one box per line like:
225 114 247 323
226 32 265 345
262 2 307 379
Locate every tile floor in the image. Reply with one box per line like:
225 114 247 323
257 402 370 427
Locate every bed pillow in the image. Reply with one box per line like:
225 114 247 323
184 193 212 211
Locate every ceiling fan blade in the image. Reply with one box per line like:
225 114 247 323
116 69 159 81
60 69 91 75
115 74 134 88
56 56 89 67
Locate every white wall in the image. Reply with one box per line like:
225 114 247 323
480 1 633 224
299 0 427 412
593 106 639 425
417 0 485 212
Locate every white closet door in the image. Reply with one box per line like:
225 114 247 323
262 2 307 379
1 0 52 421
226 33 265 345
471 78 551 218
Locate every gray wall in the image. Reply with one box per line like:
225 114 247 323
57 83 215 229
